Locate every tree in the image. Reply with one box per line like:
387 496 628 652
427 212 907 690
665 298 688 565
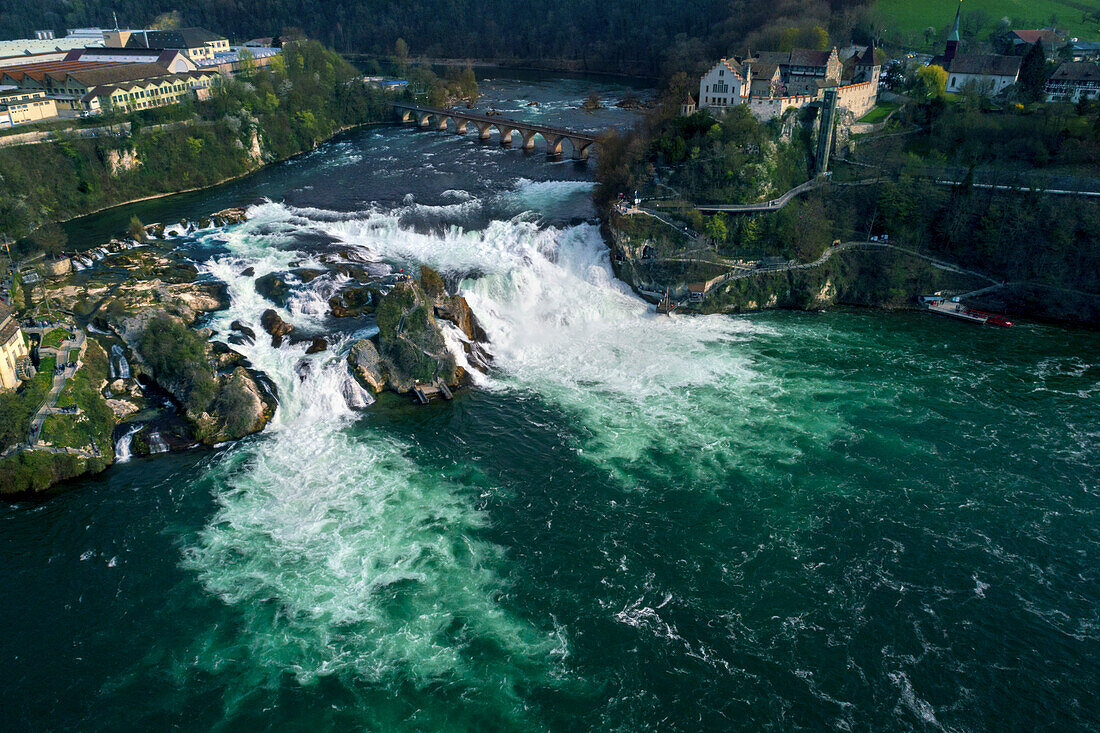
582 92 604 111
238 48 256 77
30 222 66 258
394 38 410 72
916 64 948 101
150 11 182 30
1018 41 1048 102
705 214 729 246
128 216 146 242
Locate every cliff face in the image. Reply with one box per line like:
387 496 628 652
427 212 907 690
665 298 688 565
607 218 987 315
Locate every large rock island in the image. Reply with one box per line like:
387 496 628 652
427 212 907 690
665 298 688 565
0 210 277 495
348 265 490 397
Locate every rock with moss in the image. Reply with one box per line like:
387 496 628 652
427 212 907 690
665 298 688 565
367 267 490 395
375 279 457 392
0 451 112 495
194 366 277 443
328 285 378 318
255 272 292 307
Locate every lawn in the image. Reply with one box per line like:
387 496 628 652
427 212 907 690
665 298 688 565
41 341 112 451
40 327 68 349
33 356 55 392
858 102 900 124
876 0 1100 46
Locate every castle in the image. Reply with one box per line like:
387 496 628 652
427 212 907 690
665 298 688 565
697 45 880 122
0 303 31 391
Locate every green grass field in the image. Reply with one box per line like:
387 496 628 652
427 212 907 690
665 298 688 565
40 328 68 349
857 102 900 124
876 0 1100 46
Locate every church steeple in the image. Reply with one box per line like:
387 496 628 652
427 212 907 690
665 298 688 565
945 1 962 63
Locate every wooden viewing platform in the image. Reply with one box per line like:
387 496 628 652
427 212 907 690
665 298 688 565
412 381 454 405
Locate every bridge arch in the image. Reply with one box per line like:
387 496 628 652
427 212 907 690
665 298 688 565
494 124 517 146
394 104 598 160
567 137 593 160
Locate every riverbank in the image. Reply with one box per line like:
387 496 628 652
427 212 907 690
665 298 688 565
0 41 395 250
606 210 1100 325
54 120 398 251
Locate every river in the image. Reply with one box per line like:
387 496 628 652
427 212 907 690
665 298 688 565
4 74 1100 732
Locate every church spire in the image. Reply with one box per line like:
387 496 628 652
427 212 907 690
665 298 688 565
945 1 962 64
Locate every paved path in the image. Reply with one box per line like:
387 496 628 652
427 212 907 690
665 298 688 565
689 178 823 213
665 241 1000 301
640 177 887 219
25 328 91 452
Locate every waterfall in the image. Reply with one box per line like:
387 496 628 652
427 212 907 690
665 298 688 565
111 344 131 380
341 371 375 409
115 424 142 462
147 431 169 454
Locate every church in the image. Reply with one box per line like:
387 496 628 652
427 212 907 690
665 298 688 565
931 2 1021 95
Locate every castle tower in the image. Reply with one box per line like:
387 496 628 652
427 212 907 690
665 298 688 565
854 44 880 84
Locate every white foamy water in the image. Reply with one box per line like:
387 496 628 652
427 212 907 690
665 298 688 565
247 183 833 482
114 424 142 463
183 219 556 711
180 176 842 719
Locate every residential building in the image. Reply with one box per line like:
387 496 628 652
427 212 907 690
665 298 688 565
1044 61 1100 102
107 28 230 63
751 48 842 95
64 47 197 73
680 93 696 116
0 303 31 392
1002 29 1064 57
1069 41 1100 62
932 3 1021 95
0 89 58 128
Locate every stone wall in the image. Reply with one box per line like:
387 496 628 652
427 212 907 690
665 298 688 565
742 93 816 121
836 81 876 119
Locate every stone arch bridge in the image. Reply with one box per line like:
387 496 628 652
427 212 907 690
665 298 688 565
394 103 599 160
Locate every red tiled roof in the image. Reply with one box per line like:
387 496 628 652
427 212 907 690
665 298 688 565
1011 30 1061 45
1 60 118 83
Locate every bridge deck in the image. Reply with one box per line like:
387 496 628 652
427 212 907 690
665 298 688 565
394 103 598 142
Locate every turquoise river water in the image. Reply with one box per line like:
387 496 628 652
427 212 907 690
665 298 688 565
2 75 1099 731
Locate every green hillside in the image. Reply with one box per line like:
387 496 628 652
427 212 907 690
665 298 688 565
876 0 1100 47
